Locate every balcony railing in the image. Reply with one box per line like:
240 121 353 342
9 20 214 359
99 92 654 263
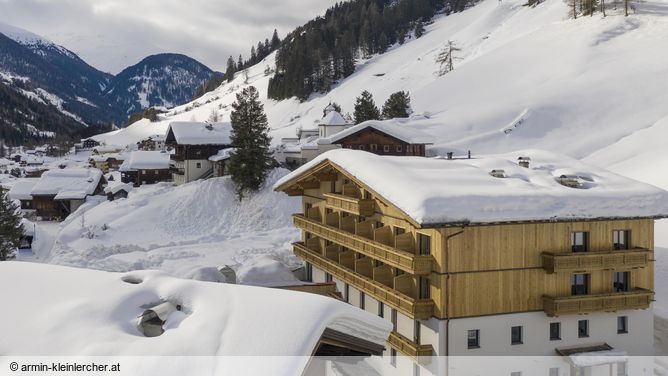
170 154 185 162
324 193 375 217
294 214 432 275
388 331 434 359
543 289 654 317
294 242 434 320
542 248 651 274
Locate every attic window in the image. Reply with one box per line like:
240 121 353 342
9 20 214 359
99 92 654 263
557 175 582 188
490 169 506 178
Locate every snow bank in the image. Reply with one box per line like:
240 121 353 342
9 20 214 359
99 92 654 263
45 169 301 278
0 262 391 374
277 149 668 225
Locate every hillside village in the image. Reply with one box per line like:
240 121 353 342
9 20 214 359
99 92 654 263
2 0 668 374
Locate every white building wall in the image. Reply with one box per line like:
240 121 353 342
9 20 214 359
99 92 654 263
184 159 213 183
447 307 653 356
312 267 326 284
396 311 415 341
364 295 380 316
348 286 361 308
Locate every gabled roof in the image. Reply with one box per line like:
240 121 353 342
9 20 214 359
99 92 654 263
323 119 434 145
119 151 170 172
8 178 39 200
275 149 668 226
165 122 232 145
31 168 103 198
209 148 236 162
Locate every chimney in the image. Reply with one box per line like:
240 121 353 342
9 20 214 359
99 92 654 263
447 152 454 160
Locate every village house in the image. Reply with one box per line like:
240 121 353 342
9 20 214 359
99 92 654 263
89 154 126 173
7 178 40 211
165 122 232 185
137 135 167 151
208 148 235 178
30 168 105 220
275 149 667 374
79 138 101 150
322 119 433 157
105 183 132 201
119 151 172 187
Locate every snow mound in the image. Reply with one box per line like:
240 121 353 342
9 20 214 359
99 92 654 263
0 262 391 375
236 255 302 287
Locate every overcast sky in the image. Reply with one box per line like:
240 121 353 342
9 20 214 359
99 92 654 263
0 0 336 74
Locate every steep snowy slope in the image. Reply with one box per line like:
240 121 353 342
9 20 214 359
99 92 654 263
95 0 668 162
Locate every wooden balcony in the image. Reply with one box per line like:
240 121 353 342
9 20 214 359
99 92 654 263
294 214 432 275
294 242 434 320
543 289 654 317
388 331 434 359
542 248 651 274
324 193 375 217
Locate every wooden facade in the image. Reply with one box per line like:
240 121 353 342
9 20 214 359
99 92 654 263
121 169 172 187
334 128 427 156
275 159 657 357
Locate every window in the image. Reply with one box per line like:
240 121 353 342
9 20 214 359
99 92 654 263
325 273 333 283
196 162 202 168
394 227 406 236
467 329 480 349
418 233 431 255
360 292 365 310
379 302 384 318
550 322 561 341
370 144 378 152
511 326 523 345
578 320 589 338
396 145 403 152
571 232 589 252
407 145 413 153
549 368 560 376
414 320 421 344
419 277 430 299
613 230 630 250
358 145 366 151
613 272 630 292
571 274 590 295
617 316 628 334
383 145 390 152
142 170 147 175
154 170 159 175
391 309 398 331
344 284 350 303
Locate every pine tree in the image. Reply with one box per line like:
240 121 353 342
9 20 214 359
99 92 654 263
0 188 22 261
271 29 281 49
228 86 273 200
354 90 381 124
225 56 236 83
415 20 425 38
238 55 244 70
250 46 257 64
382 91 412 119
0 141 5 158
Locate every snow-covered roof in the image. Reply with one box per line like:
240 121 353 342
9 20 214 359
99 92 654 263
120 151 170 172
31 168 103 198
0 262 391 373
166 122 232 145
208 148 236 162
275 149 668 225
320 111 349 126
7 178 39 200
322 119 434 145
104 183 133 195
94 145 124 154
569 350 627 367
0 158 12 166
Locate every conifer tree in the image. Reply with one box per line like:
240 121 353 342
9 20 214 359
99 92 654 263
415 20 425 38
354 91 381 124
228 86 273 200
436 40 462 76
238 55 244 70
0 188 22 261
0 141 5 158
271 29 281 49
382 91 412 119
225 56 236 83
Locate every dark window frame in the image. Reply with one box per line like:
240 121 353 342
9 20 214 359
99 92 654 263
617 316 628 334
571 231 589 252
578 319 589 338
550 322 561 341
511 326 523 345
467 329 480 349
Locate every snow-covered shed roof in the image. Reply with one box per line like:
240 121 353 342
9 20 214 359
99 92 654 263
31 168 103 198
120 151 170 172
165 121 232 145
7 178 39 200
208 148 236 162
104 183 133 195
320 111 349 126
322 119 434 145
0 263 391 374
275 149 668 226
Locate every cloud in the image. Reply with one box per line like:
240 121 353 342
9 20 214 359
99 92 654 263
0 0 336 73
